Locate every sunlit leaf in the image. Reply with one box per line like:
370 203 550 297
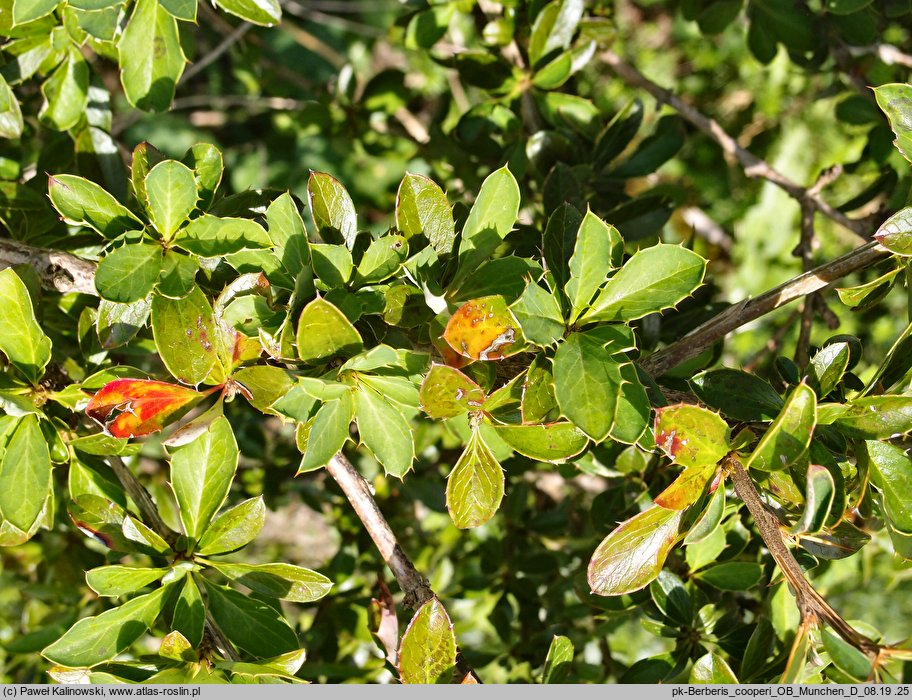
398 598 457 684
588 505 682 596
745 383 816 471
446 428 504 529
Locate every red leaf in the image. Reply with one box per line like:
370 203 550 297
86 379 212 438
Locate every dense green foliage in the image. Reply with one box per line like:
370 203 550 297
1 0 912 685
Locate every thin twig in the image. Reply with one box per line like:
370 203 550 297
325 453 476 681
640 241 889 378
108 457 241 662
793 167 842 367
0 238 97 296
727 458 880 655
601 50 869 239
847 43 912 68
326 454 434 609
180 22 254 86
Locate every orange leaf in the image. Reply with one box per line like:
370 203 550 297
443 296 525 361
86 379 212 438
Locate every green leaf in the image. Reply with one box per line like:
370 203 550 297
745 383 816 471
567 208 623 321
310 243 353 288
232 366 296 414
522 356 558 423
182 143 223 210
541 635 574 684
806 342 850 398
493 422 588 462
690 368 784 421
873 83 912 164
197 496 265 556
308 171 357 248
542 203 584 293
12 0 58 23
446 428 504 529
174 215 272 256
654 404 730 468
144 160 198 240
266 192 309 276
298 392 353 473
789 464 836 536
201 579 298 658
0 268 51 385
95 242 162 304
42 586 169 667
835 395 912 439
588 505 682 596
419 364 486 419
159 0 195 20
398 598 457 684
170 416 237 540
296 297 363 363
689 653 739 683
151 287 219 385
205 561 332 603
654 464 717 510
353 235 407 285
456 166 520 275
836 266 901 310
874 206 912 256
172 576 205 647
396 173 455 254
118 0 186 111
213 0 280 25
684 486 726 544
48 174 144 238
0 415 51 532
157 250 198 299
38 47 88 131
529 0 584 67
696 562 763 590
0 75 23 139
580 244 706 323
355 385 415 478
867 440 912 532
821 629 872 681
553 332 622 441
509 280 565 347
86 565 169 596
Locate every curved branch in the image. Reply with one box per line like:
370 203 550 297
727 458 879 655
640 241 889 377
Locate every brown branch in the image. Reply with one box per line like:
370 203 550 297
793 167 841 367
0 238 97 296
601 50 869 239
108 457 241 662
640 241 889 378
326 453 476 681
727 458 879 655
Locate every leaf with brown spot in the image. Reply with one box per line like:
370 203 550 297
654 403 730 469
86 378 211 438
443 295 526 361
419 364 487 419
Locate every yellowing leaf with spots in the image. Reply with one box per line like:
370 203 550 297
443 295 526 361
